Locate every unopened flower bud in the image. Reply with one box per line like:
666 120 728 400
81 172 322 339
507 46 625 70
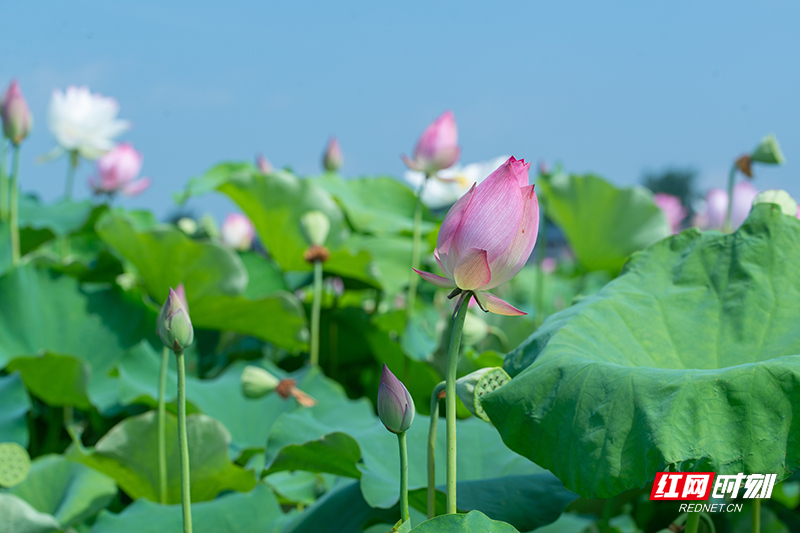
256 153 273 174
220 213 255 251
158 287 194 351
753 189 798 217
455 367 511 422
300 210 330 247
241 365 280 399
750 134 785 165
322 137 343 172
1 80 32 146
377 364 415 434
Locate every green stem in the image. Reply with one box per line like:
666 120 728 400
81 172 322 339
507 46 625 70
407 175 429 318
9 145 20 266
158 346 169 504
445 295 470 514
752 499 760 533
427 381 446 518
398 431 409 523
175 349 193 533
64 151 78 200
685 512 700 533
723 163 737 232
0 141 8 222
310 260 323 367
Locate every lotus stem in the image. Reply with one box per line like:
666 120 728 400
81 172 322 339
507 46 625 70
723 162 737 232
445 293 470 514
407 174 429 318
685 512 700 533
61 151 79 259
0 141 8 222
752 499 760 533
310 260 323 367
175 348 193 533
427 381 445 518
398 431 409 523
158 346 169 504
9 145 20 266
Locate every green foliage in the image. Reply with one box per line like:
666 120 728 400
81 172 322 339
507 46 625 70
409 510 520 532
0 372 31 446
0 494 61 533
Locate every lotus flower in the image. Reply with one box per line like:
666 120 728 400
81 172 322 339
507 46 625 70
653 193 687 234
1 80 32 145
158 288 194 351
256 154 273 174
48 86 130 160
220 213 255 251
402 111 460 175
695 182 758 231
414 156 538 316
404 155 510 209
322 137 343 172
89 143 150 197
377 364 415 434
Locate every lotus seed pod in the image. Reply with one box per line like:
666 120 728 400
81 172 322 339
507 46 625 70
750 134 785 165
753 189 798 217
241 365 281 399
157 288 194 351
455 367 511 422
0 443 30 488
300 210 330 247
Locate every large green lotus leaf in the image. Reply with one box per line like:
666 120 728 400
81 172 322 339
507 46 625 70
0 372 31 446
19 196 95 237
0 266 154 397
180 163 348 272
538 172 671 273
0 494 61 533
8 454 116 527
69 411 256 503
409 511 519 532
483 204 800 498
344 234 416 298
96 209 247 302
316 174 434 236
90 483 287 533
6 353 91 409
240 251 287 298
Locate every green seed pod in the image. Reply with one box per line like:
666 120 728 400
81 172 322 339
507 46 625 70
0 442 30 488
750 134 785 165
241 365 281 399
300 210 330 247
455 367 511 422
753 189 798 217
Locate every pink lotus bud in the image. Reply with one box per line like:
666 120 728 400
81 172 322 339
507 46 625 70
414 156 538 316
402 111 460 175
1 80 32 146
256 154 273 174
697 182 758 231
220 213 255 251
541 257 557 274
175 283 189 314
377 364 415 434
89 143 151 197
653 193 687 234
322 137 343 172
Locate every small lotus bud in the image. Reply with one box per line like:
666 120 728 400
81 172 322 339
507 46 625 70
1 80 32 146
157 287 194 351
455 367 511 422
300 210 330 247
753 189 798 217
220 213 255 251
322 136 343 172
241 365 280 399
750 134 785 165
177 217 198 236
377 364 415 434
256 153 273 174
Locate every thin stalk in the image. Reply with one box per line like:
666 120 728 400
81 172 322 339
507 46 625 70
175 348 193 533
685 512 700 533
445 294 470 514
398 431 409 523
60 152 79 259
407 175 429 318
9 145 20 266
752 499 760 533
723 163 737 232
157 346 169 504
310 260 323 367
0 141 8 221
427 381 446 518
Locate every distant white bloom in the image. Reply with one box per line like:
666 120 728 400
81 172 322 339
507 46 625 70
48 86 130 160
220 213 255 251
404 155 510 209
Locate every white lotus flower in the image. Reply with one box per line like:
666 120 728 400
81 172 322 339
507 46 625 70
404 155 510 209
220 213 255 251
48 86 130 160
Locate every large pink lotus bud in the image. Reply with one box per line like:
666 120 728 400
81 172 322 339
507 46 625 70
414 156 538 316
90 143 151 197
220 213 255 251
402 111 460 175
322 137 343 172
653 193 687 234
1 80 32 146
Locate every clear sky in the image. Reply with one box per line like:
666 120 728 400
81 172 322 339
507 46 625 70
2 1 799 221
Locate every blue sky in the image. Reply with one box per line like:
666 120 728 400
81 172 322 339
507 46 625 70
2 1 799 220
